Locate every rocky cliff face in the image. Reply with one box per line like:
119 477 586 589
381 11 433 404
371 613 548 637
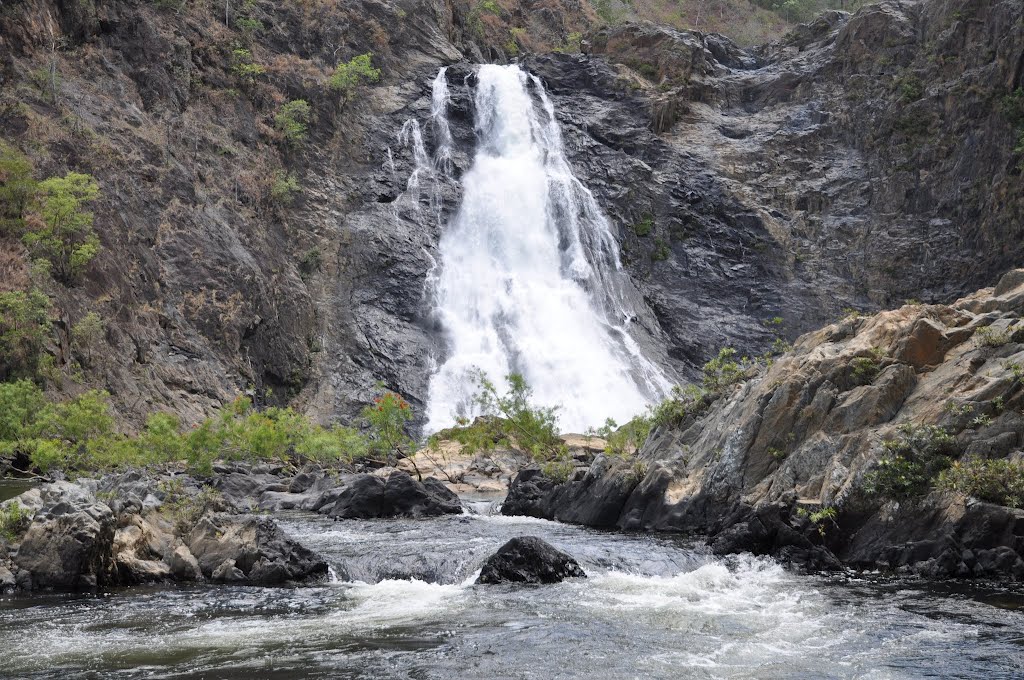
503 269 1024 578
526 0 1024 376
1 0 1022 432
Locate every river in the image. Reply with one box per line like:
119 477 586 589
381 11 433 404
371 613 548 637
1 502 1021 679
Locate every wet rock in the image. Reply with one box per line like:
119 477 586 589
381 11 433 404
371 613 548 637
188 514 328 585
476 536 586 585
320 471 462 519
14 501 116 591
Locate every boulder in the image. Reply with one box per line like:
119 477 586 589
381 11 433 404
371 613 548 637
13 501 116 590
320 472 462 519
476 536 586 585
188 514 328 585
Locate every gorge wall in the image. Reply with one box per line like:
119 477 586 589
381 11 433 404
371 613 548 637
1 0 1022 432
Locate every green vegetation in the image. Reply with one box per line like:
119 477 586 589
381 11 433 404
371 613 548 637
274 100 312 146
896 74 924 102
0 380 401 476
270 171 300 205
976 324 1013 347
649 383 709 429
158 479 225 534
865 423 958 498
938 457 1024 509
298 247 322 280
702 347 752 392
21 173 101 283
595 415 652 458
0 290 51 380
1000 88 1024 156
850 349 884 386
71 312 105 368
808 506 837 536
0 143 36 235
652 238 670 261
633 214 654 237
230 47 266 84
329 53 381 100
429 371 568 468
0 500 31 542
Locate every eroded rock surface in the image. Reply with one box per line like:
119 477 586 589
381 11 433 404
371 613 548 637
505 269 1024 579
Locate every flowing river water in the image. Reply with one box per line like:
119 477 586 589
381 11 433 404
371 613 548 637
1 502 1022 679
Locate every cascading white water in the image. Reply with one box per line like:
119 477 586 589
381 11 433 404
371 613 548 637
422 64 671 433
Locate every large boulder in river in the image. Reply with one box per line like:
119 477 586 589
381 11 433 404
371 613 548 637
188 514 329 584
13 500 116 590
477 536 586 585
319 471 462 519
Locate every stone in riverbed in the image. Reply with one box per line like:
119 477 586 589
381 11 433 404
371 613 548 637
13 501 116 590
476 536 586 585
188 514 328 585
320 471 462 519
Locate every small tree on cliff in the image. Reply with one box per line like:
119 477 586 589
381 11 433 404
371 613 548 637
329 53 381 102
22 172 101 284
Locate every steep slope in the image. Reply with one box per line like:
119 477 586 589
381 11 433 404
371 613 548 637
0 0 594 428
526 0 1024 379
504 268 1024 579
1 0 1022 436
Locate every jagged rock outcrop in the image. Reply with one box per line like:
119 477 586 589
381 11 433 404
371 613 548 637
476 535 587 584
2 475 330 591
187 513 328 584
524 0 1024 380
504 269 1024 579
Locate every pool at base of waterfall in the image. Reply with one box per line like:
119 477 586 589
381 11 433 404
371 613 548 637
1 509 1021 679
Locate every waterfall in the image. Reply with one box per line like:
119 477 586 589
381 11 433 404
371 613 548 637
420 64 670 433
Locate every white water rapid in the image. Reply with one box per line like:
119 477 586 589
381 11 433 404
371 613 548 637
420 64 671 433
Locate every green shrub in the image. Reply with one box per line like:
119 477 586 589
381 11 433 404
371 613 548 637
270 171 300 204
0 289 51 379
865 423 958 498
851 352 882 386
329 53 381 100
436 371 565 464
235 17 265 36
0 143 36 235
808 506 837 536
937 457 1024 508
976 325 1012 347
362 390 415 462
0 501 31 542
597 415 651 458
633 214 653 237
541 455 574 483
22 172 101 283
652 238 670 261
702 347 752 392
71 311 105 368
158 479 225 534
230 48 265 84
896 74 924 102
274 100 312 146
294 424 369 464
649 383 708 428
299 247 322 280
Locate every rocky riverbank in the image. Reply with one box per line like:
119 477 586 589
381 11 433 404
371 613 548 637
503 269 1024 580
0 465 466 593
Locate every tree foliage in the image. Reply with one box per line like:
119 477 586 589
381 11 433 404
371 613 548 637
22 172 101 283
0 289 51 380
0 143 36 235
329 53 381 99
274 99 312 146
